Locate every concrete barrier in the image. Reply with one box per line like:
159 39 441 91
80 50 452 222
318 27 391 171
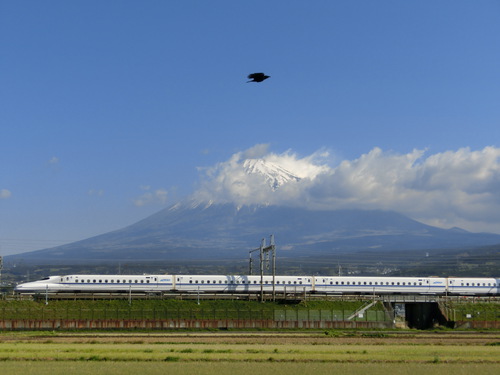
0 319 393 330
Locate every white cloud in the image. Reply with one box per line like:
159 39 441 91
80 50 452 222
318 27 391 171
48 156 59 164
1 189 12 199
193 145 500 233
87 189 104 197
134 186 168 207
194 144 330 205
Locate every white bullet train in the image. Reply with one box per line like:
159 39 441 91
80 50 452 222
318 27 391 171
14 274 500 296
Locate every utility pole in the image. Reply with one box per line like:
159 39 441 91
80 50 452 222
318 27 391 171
249 235 276 302
0 256 3 291
260 235 276 302
249 247 259 274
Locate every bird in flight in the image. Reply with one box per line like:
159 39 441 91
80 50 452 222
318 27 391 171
247 72 270 83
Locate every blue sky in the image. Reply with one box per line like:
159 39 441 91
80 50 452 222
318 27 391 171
1 1 500 255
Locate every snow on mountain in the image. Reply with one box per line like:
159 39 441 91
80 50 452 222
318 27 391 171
243 159 301 190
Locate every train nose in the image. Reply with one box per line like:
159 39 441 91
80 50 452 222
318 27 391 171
14 284 25 292
14 282 39 293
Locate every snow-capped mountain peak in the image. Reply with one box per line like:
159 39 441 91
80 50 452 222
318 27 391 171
243 158 301 190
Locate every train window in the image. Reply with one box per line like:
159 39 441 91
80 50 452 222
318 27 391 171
341 282 344 285
189 280 192 284
201 280 204 284
105 280 108 283
129 280 132 283
335 282 339 285
397 282 400 285
364 282 367 285
466 283 469 286
81 280 84 283
93 280 96 283
288 281 292 284
391 282 394 285
299 281 302 284
402 282 405 286
219 280 222 284
146 280 150 283
135 280 138 283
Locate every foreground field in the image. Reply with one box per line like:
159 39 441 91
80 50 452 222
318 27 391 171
1 362 499 375
0 331 499 375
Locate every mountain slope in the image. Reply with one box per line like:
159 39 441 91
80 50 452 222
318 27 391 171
7 201 500 263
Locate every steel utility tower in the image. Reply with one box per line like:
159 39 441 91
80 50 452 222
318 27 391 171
249 235 276 302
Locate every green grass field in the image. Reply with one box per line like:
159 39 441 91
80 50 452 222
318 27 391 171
2 298 497 321
0 331 499 374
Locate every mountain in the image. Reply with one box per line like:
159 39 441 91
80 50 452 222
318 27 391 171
7 201 500 264
7 158 500 265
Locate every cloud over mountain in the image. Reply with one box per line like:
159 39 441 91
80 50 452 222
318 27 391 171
1 189 12 199
134 186 168 207
193 144 500 233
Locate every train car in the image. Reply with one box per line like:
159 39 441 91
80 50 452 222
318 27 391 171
446 277 499 296
169 274 313 293
14 274 171 294
312 276 447 295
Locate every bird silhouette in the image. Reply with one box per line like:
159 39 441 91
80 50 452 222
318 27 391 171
247 72 270 83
